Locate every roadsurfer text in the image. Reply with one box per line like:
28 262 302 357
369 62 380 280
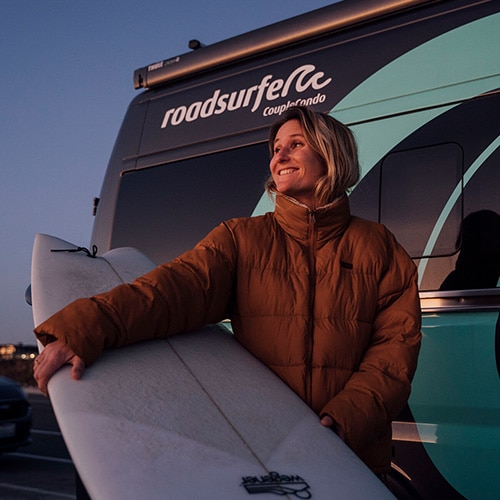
161 64 332 128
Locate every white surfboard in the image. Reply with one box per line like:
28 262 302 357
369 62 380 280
31 233 394 500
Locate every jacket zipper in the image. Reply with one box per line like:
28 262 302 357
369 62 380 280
304 210 317 406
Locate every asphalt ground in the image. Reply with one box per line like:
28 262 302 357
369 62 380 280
0 388 77 499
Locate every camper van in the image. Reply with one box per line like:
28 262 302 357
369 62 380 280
89 0 499 497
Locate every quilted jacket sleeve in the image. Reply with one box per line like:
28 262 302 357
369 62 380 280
321 231 422 454
34 223 237 366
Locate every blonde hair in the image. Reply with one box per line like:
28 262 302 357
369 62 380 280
266 106 360 206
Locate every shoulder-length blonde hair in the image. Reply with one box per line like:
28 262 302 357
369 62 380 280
266 106 360 206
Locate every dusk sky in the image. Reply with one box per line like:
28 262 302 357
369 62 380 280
1 1 336 345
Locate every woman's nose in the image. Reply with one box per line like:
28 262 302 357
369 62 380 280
276 147 289 162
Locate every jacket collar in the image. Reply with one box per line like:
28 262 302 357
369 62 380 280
273 193 352 246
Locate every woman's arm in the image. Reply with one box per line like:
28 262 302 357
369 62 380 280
33 222 238 391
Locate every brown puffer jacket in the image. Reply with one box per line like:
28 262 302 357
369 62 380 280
35 193 421 473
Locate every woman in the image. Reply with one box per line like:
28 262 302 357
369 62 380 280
34 106 421 475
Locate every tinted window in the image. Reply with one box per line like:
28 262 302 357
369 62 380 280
380 143 463 259
377 144 500 291
111 144 270 263
432 154 500 291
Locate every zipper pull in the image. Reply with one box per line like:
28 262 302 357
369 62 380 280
309 210 316 223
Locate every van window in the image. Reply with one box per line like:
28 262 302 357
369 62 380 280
430 153 500 291
380 143 463 259
110 144 270 264
378 143 500 291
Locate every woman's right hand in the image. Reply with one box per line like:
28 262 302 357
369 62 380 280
34 340 85 396
320 414 346 442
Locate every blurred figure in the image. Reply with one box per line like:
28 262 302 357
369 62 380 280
440 210 500 290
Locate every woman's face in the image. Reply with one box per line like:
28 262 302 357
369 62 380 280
270 119 326 208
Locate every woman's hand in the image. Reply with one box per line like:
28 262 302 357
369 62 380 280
34 340 85 396
320 414 346 442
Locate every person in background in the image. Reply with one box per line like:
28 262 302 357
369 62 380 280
440 209 500 291
34 106 421 477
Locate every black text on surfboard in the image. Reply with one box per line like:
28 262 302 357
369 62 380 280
241 471 311 498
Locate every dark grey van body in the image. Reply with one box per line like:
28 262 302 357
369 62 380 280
90 1 500 497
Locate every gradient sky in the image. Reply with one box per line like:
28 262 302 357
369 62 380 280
0 0 337 345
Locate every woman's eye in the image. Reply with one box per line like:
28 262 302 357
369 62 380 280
273 141 302 155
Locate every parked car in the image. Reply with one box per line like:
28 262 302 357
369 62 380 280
0 376 32 452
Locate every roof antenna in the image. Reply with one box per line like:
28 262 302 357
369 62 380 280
188 39 205 50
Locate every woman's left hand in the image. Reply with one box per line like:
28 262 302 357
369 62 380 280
320 415 346 441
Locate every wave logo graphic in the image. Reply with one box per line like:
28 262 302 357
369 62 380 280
241 471 311 498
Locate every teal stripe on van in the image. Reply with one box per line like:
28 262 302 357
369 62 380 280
331 13 500 180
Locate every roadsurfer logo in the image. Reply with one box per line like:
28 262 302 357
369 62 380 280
160 64 331 128
241 471 311 498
